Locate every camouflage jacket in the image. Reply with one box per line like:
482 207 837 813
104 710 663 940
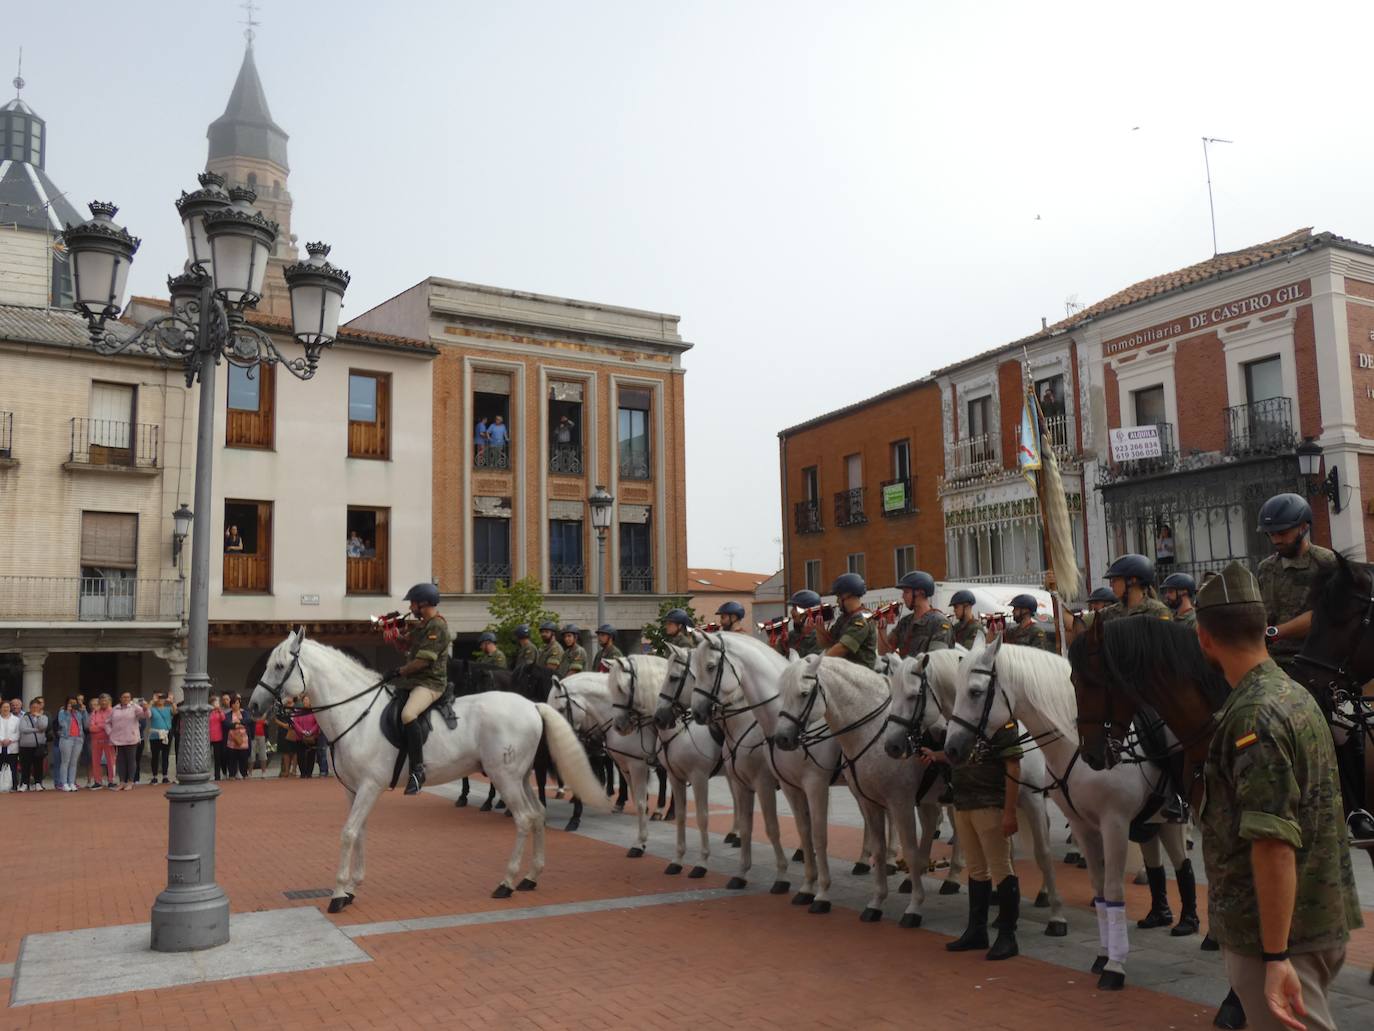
664 630 694 651
1171 607 1197 630
1257 544 1337 658
1003 620 1048 650
403 614 451 690
1097 596 1173 625
1201 659 1362 955
782 624 821 658
952 617 982 650
829 608 877 669
535 638 564 670
891 609 953 657
512 640 539 671
475 650 508 670
556 645 587 678
951 721 1023 811
592 643 624 672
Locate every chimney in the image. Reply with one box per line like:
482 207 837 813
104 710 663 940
1041 317 1048 331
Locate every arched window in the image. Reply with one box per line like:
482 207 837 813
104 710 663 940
246 172 258 190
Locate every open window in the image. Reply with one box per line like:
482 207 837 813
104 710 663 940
345 507 389 594
348 371 390 459
79 511 137 619
223 499 272 593
548 381 584 475
474 372 512 470
226 362 275 448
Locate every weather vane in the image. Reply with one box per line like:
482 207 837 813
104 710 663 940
13 46 23 98
240 0 261 46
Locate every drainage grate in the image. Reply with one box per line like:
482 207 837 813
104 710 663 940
282 888 335 900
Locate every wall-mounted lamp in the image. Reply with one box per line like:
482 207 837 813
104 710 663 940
1296 436 1342 514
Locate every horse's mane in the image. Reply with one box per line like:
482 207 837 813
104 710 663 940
623 654 668 713
1308 552 1372 618
815 655 889 698
1090 617 1230 711
301 638 377 681
707 631 789 671
985 643 1078 746
920 649 965 708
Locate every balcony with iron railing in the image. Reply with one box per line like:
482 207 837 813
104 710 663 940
0 576 184 622
1225 396 1296 458
619 453 650 481
67 419 159 471
620 566 654 593
1045 412 1075 461
794 500 823 535
1097 422 1178 485
0 411 12 461
879 476 915 517
549 443 584 475
473 563 512 592
474 443 510 470
834 487 867 527
948 433 998 481
550 564 586 593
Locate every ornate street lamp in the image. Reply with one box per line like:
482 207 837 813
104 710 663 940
63 178 349 953
172 504 193 565
1296 435 1342 513
588 485 614 632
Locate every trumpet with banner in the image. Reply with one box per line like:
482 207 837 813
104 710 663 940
869 601 901 625
758 603 838 648
370 610 412 652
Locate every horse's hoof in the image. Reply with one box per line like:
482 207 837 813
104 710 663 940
724 832 739 845
769 880 789 895
1063 851 1081 865
326 896 350 914
808 900 831 915
664 863 683 876
1213 998 1246 1030
885 863 897 875
939 880 961 896
516 878 537 892
564 819 580 833
613 804 625 814
479 800 493 813
859 907 883 923
495 800 506 810
933 827 941 839
1090 955 1108 975
688 866 707 879
726 877 748 890
1034 890 1050 908
1044 920 1068 938
454 796 468 808
1075 856 1087 869
1200 934 1220 952
852 862 871 876
791 848 804 862
626 847 644 859
650 812 663 822
898 878 912 894
491 884 514 899
504 810 513 819
791 892 814 906
1096 969 1126 991
899 913 921 929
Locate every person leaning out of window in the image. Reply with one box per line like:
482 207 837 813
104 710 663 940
107 692 148 791
55 696 88 792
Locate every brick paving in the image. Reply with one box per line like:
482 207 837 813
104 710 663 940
0 777 1369 1029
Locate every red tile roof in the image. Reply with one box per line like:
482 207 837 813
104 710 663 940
687 568 776 594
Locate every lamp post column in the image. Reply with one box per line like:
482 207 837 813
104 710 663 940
596 528 608 632
151 284 229 951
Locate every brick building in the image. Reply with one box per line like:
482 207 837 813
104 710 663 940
686 567 775 627
778 378 944 599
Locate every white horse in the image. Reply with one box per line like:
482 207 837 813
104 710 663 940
608 653 723 878
883 650 1067 936
248 630 608 910
941 633 1171 990
774 655 947 928
547 671 660 858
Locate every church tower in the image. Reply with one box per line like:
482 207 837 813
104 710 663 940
205 43 296 317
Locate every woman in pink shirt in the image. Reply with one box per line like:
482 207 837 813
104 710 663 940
87 695 115 789
107 692 148 790
208 695 226 781
291 695 321 780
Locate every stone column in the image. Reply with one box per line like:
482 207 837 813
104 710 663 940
20 649 47 705
157 645 189 703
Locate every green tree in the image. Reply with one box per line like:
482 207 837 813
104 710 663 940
484 577 559 663
642 596 699 657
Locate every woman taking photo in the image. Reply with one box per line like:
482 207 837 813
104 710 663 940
225 696 252 779
147 694 175 784
56 696 88 792
87 695 115 788
107 692 148 790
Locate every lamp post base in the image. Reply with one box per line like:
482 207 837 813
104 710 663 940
150 780 229 952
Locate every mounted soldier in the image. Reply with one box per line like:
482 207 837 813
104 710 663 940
949 589 982 650
662 608 695 650
1160 572 1198 629
1002 594 1048 650
511 625 538 673
879 570 953 658
557 625 588 677
535 620 563 670
1099 554 1173 624
475 631 507 669
592 624 623 672
385 583 452 796
779 589 822 658
715 600 747 632
1254 491 1374 844
813 572 876 669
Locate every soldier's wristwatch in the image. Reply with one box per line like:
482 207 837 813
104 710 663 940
1264 625 1279 640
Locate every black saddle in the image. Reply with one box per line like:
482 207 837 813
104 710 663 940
380 683 459 752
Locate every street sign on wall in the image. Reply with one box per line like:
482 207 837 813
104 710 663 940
1109 425 1162 462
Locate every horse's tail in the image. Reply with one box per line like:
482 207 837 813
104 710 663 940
535 703 612 812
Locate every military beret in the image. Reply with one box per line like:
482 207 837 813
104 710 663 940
1195 561 1262 610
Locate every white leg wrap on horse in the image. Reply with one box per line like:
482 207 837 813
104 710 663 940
1105 901 1129 964
1094 897 1108 950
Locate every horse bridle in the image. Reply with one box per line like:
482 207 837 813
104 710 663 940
255 637 394 752
881 663 943 758
946 653 1003 748
657 650 694 721
609 659 656 731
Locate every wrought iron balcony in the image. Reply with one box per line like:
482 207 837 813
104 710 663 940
620 566 654 593
474 443 510 470
0 411 12 459
1045 412 1075 461
1225 396 1296 458
550 564 586 593
948 433 998 480
549 443 583 475
473 562 512 592
68 418 159 469
879 476 915 517
794 500 823 535
834 488 867 527
1097 422 1178 485
0 576 184 622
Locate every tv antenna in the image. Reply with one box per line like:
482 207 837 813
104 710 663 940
1202 136 1233 255
724 546 737 570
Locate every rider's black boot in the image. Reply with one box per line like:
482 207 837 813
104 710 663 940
1136 866 1173 929
1171 859 1200 936
1348 809 1374 848
986 875 1020 961
403 722 426 796
945 878 990 952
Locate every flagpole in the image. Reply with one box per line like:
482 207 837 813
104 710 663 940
1022 354 1067 654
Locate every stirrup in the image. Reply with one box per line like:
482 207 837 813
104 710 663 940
405 767 425 796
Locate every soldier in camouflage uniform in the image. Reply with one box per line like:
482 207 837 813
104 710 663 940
535 620 564 671
1161 572 1197 629
813 573 876 669
557 625 588 677
880 570 953 658
715 600 748 632
1098 554 1174 625
1194 561 1361 1031
475 631 508 670
1253 492 1373 844
949 589 983 650
511 625 539 673
779 590 823 658
592 624 624 672
389 583 453 795
661 608 695 651
1002 594 1049 650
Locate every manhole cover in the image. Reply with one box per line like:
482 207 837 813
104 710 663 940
282 888 334 900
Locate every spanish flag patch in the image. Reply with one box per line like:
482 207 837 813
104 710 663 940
1235 732 1258 750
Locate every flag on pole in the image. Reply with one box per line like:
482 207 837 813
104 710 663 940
1018 386 1042 487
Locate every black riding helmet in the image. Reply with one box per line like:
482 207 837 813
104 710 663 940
831 572 867 599
1010 593 1038 614
1160 572 1197 597
1087 587 1117 605
403 583 440 607
789 589 822 609
896 571 936 598
1256 492 1312 534
949 589 976 607
1103 553 1155 587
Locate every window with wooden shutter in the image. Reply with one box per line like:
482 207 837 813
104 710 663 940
348 371 391 459
345 506 389 595
223 500 272 593
226 362 275 448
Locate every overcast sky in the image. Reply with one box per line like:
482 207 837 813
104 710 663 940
16 1 1374 574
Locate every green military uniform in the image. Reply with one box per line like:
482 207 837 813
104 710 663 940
1171 607 1197 630
535 636 563 670
592 642 624 672
512 639 539 672
783 624 821 658
1097 595 1173 625
952 617 982 650
475 649 507 670
891 609 954 657
1257 543 1337 667
400 613 452 724
952 721 1023 810
1002 619 1048 650
556 644 587 678
829 608 877 669
664 630 694 651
